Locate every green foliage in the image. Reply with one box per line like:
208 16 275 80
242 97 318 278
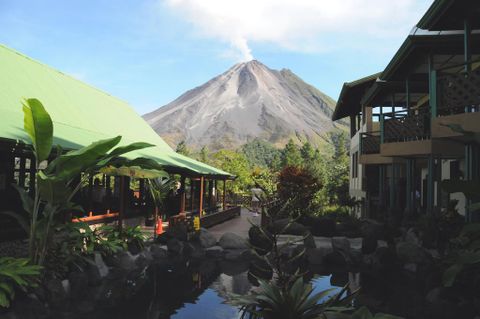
22 98 53 163
230 277 352 319
176 140 190 156
326 132 350 207
199 146 209 164
252 168 277 198
0 257 41 308
442 223 480 287
300 141 315 164
281 139 303 168
211 149 253 194
106 225 147 251
241 139 281 169
3 99 164 268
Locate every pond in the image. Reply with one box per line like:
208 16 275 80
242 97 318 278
75 259 348 319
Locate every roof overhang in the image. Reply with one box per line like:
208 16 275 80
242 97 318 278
381 29 480 81
361 79 429 107
332 73 380 121
417 0 480 30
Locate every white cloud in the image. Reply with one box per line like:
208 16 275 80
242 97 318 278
163 0 431 61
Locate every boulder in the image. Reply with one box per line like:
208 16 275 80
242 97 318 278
361 236 378 255
199 228 217 248
93 252 109 278
268 219 308 235
111 251 136 271
360 219 384 239
219 232 248 250
324 251 347 268
224 249 250 261
167 238 184 255
306 247 330 265
249 226 273 254
310 217 336 237
303 233 316 249
405 227 421 246
150 244 168 259
372 246 397 270
205 246 224 258
68 271 89 300
331 237 351 253
45 278 68 309
396 242 432 266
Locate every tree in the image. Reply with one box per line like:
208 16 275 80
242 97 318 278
199 146 209 164
176 140 190 156
300 141 315 165
282 139 303 168
210 150 253 195
241 138 281 169
327 131 350 206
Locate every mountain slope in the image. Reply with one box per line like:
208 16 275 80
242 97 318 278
143 60 346 150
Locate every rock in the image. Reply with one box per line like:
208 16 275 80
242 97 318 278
310 217 336 237
167 238 184 255
93 252 109 278
404 263 417 273
372 246 397 270
361 236 377 254
12 293 49 319
331 237 351 253
360 219 384 239
150 244 168 259
249 226 273 255
167 222 188 241
68 271 89 300
268 219 308 235
396 242 432 266
425 287 460 319
324 251 347 267
190 244 206 259
224 249 250 261
303 233 316 248
127 241 142 255
182 242 195 256
199 228 217 248
45 278 68 309
206 246 224 258
405 227 421 246
135 253 149 269
306 247 330 265
111 251 136 271
219 232 248 250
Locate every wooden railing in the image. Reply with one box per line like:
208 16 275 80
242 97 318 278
383 108 431 143
437 61 480 116
360 132 380 154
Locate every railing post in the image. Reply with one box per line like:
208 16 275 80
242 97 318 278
380 114 385 144
428 55 437 119
464 19 471 74
427 155 435 214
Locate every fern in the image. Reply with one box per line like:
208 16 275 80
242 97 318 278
0 257 42 308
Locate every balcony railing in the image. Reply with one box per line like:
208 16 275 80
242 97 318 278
360 132 380 154
437 61 480 116
382 108 431 143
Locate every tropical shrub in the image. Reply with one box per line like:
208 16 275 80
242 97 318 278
106 225 146 251
0 257 41 308
2 98 166 267
277 166 322 218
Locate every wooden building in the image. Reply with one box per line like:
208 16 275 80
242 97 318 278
0 44 238 240
332 0 480 222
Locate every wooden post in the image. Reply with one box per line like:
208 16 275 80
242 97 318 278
88 175 93 215
222 179 227 211
199 176 204 216
119 176 127 230
153 206 159 239
208 179 214 208
190 178 195 213
180 176 186 213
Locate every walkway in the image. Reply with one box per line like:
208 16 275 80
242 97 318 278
207 207 259 240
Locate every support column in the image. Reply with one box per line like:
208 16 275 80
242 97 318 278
190 178 195 212
464 19 471 74
465 144 479 222
406 159 415 214
428 54 437 118
119 176 127 231
199 176 204 216
389 164 396 210
378 165 385 217
180 176 186 213
427 155 435 214
223 179 227 211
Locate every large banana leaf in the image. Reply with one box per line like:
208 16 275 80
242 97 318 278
45 136 122 180
95 142 155 168
22 98 53 163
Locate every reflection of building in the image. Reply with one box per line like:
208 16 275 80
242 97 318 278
0 44 239 240
333 0 480 221
212 273 252 299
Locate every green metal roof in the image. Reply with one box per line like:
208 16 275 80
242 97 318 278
417 0 480 30
331 73 380 121
0 44 232 178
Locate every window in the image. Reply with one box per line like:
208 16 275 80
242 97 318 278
352 152 359 179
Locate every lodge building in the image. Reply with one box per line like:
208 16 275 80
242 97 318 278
0 44 238 240
333 0 480 222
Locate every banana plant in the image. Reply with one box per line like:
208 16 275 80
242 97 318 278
4 98 166 266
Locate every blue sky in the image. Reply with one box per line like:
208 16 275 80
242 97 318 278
0 0 432 115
